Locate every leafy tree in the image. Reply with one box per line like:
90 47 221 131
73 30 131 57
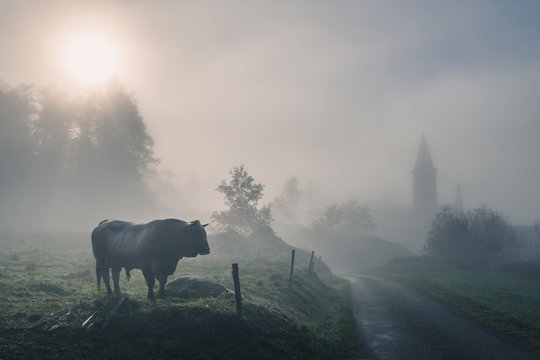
68 81 158 183
0 80 159 230
424 207 470 260
0 85 35 188
534 219 540 239
92 81 158 179
0 85 37 228
314 199 376 235
67 81 159 217
273 176 303 222
31 87 76 182
212 165 273 235
425 206 515 265
31 87 71 165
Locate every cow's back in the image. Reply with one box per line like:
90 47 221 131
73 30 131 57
91 220 135 261
133 219 188 263
91 218 193 270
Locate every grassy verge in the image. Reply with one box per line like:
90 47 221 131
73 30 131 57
0 233 363 359
367 257 540 347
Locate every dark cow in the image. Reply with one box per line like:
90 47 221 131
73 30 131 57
91 218 210 300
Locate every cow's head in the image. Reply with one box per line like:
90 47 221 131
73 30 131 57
186 220 210 256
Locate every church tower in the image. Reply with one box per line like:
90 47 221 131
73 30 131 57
455 182 464 212
413 135 437 220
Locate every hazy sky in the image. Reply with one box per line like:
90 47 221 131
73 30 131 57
2 0 540 223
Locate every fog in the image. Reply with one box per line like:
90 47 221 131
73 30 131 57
1 0 540 242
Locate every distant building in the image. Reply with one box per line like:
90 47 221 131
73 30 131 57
371 135 539 259
454 183 464 213
413 135 438 221
371 135 464 251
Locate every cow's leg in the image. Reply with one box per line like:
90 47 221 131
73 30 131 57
157 274 168 298
102 268 113 296
142 266 155 300
112 266 122 295
96 262 104 292
156 264 175 298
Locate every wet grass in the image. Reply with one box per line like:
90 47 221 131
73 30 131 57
0 233 363 360
368 257 540 348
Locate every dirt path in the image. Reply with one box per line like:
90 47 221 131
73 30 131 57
345 274 540 360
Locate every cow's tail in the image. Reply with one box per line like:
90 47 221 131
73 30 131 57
96 263 101 292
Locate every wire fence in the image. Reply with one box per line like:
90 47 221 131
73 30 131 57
0 260 281 271
0 261 93 269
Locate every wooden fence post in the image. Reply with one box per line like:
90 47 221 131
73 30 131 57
308 250 315 272
232 263 242 319
289 249 295 284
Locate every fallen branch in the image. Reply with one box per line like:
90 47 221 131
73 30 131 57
28 308 71 331
81 312 97 331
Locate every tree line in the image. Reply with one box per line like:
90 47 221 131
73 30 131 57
0 80 158 231
2 77 519 267
211 165 524 268
211 164 376 236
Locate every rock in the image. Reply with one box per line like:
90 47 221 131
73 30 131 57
166 277 227 298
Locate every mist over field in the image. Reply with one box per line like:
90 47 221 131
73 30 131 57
3 3 540 359
1 1 540 253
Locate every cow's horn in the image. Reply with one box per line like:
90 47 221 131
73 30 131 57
202 223 209 227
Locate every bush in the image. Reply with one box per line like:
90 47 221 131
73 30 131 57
425 206 515 266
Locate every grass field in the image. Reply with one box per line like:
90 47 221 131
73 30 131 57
0 232 364 360
367 257 540 347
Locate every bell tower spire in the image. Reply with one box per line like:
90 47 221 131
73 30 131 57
455 182 464 212
413 135 437 220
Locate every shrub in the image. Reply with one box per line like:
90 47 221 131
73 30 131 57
425 206 515 266
211 165 272 235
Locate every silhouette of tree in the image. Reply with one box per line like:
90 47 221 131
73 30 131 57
92 81 158 180
425 206 515 265
0 80 159 230
0 85 38 226
273 176 303 222
534 219 540 239
68 81 159 217
314 199 376 235
0 85 34 188
212 165 272 235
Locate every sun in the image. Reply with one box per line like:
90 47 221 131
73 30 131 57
65 33 119 84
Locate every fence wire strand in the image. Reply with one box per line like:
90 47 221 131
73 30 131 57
0 260 272 271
